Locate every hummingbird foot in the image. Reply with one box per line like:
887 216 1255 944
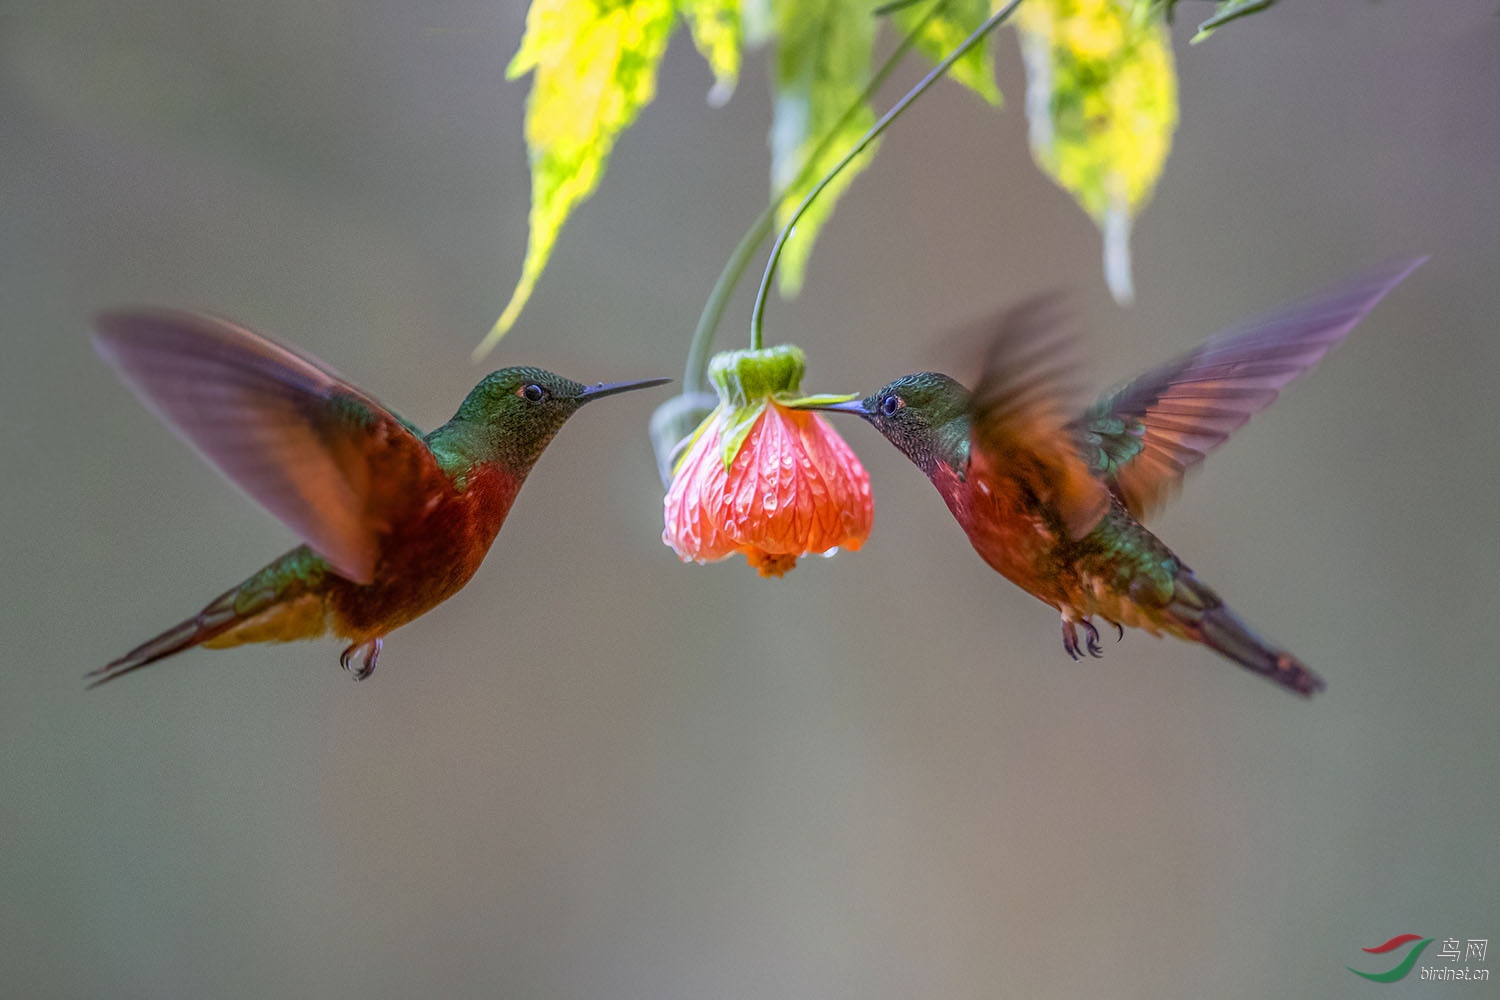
1080 618 1105 658
1061 619 1081 660
340 637 382 681
1061 616 1106 660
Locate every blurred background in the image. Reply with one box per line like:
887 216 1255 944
2 3 1497 997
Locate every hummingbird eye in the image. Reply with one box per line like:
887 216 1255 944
519 383 547 403
880 394 903 417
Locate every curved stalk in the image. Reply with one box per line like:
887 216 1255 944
682 0 948 393
749 0 1024 350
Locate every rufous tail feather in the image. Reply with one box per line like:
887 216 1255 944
1169 574 1326 697
87 588 244 688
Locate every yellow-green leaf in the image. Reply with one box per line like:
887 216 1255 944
1190 0 1277 43
769 0 880 297
479 0 677 358
1016 0 1177 304
679 0 742 105
892 0 1002 106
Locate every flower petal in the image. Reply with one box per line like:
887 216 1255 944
663 400 872 575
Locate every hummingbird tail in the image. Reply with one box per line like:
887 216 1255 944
1170 576 1327 698
87 588 245 688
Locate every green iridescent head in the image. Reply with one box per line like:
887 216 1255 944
793 371 971 476
450 367 668 470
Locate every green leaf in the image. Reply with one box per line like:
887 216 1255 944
769 0 880 297
1126 0 1176 25
892 0 1002 106
1016 0 1178 304
777 391 861 407
479 0 677 358
1190 0 1277 43
679 0 742 105
719 403 766 471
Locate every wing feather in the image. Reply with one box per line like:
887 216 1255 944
1074 257 1425 520
94 309 440 584
967 295 1110 540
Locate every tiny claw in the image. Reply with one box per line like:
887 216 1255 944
1080 618 1104 658
1110 620 1124 642
1061 619 1082 661
340 637 382 681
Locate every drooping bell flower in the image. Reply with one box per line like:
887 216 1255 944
663 345 873 577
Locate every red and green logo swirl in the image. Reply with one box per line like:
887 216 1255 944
1347 934 1434 983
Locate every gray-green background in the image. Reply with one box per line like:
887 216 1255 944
3 3 1496 997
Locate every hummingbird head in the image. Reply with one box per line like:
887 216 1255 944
451 367 669 472
797 371 971 477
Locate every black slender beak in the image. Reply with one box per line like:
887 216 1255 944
577 377 672 403
786 397 870 417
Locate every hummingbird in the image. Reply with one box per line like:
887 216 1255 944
798 259 1424 697
88 310 668 687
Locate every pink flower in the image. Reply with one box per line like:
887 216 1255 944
663 346 873 577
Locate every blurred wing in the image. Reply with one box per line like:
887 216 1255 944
94 309 441 584
1073 257 1425 521
967 295 1110 540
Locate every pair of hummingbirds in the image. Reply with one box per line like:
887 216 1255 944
91 258 1421 696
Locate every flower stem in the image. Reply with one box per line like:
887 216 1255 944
682 0 947 393
748 0 1025 351
683 208 777 396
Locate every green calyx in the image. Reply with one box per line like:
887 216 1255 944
682 345 857 472
708 344 807 406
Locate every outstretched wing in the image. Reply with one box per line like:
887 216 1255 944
967 295 1110 540
94 309 443 584
1073 257 1425 521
